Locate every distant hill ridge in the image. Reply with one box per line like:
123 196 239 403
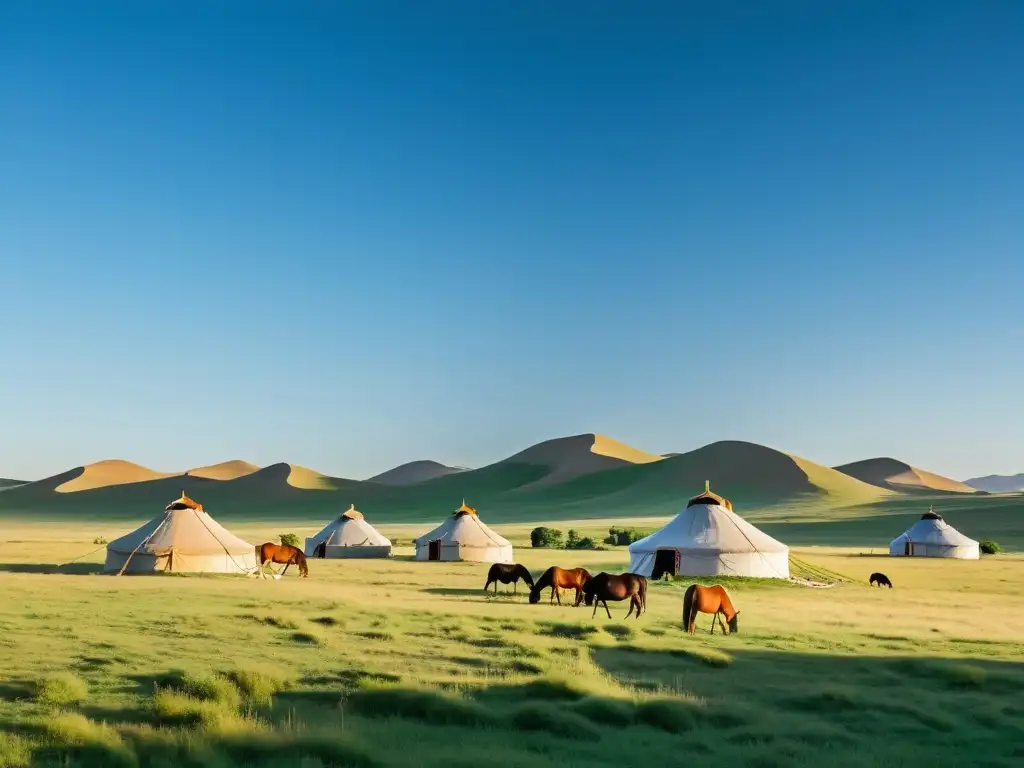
0 434 982 522
367 460 468 485
834 457 978 494
965 473 1024 493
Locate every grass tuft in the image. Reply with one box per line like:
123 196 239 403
290 630 327 646
348 687 496 727
636 697 705 733
570 696 636 725
225 665 290 708
34 673 89 708
510 702 601 740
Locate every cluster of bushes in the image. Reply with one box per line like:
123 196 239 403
979 540 1001 555
603 527 652 546
280 533 300 548
529 527 600 550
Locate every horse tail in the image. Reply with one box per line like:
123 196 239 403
682 584 695 629
295 549 309 577
255 544 264 565
638 576 648 614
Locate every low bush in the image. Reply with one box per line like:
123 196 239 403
979 540 1001 555
604 527 652 546
530 527 563 548
92 536 108 545
279 533 300 548
566 529 600 550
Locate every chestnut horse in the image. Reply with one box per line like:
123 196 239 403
484 563 535 594
256 543 309 578
581 572 647 619
682 584 738 634
529 567 592 606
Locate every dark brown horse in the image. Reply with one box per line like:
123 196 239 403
682 584 738 634
484 563 535 594
581 572 647 619
529 567 592 606
256 543 309 579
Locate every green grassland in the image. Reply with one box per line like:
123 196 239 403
1 520 1023 767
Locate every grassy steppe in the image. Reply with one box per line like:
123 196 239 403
0 521 1022 767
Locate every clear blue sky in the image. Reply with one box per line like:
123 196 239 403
1 1 1021 482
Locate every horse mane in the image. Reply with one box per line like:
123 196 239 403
514 563 535 586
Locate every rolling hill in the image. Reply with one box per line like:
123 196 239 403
186 460 260 481
489 433 663 489
0 478 25 490
367 460 468 485
38 460 177 493
834 458 978 494
965 473 1024 493
0 436 893 523
3 436 1011 545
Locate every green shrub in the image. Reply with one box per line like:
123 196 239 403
566 530 598 549
530 527 563 548
604 527 652 546
279 533 300 548
979 540 1001 555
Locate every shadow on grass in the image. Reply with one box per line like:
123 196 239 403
0 562 104 575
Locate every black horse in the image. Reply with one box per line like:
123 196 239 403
484 563 535 594
869 572 893 588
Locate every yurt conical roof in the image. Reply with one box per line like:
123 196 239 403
104 492 257 574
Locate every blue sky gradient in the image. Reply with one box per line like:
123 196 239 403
1 2 1022 481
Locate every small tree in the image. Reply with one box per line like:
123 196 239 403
280 533 300 548
566 529 580 549
979 540 1001 555
530 527 564 548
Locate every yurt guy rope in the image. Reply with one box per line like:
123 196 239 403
117 514 172 576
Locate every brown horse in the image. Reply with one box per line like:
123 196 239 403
484 563 535 594
256 543 309 578
682 584 738 634
529 567 592 606
581 572 647 619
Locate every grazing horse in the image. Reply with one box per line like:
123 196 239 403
869 572 893 588
484 563 535 594
256 543 309 579
682 584 738 634
529 567 592 606
581 572 647 619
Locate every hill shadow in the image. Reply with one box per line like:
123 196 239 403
0 562 104 575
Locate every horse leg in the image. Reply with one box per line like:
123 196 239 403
591 599 598 618
603 600 612 620
555 588 562 606
709 613 718 635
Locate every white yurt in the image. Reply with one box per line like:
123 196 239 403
104 492 258 574
888 508 979 559
628 482 790 579
415 502 513 563
304 504 392 559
